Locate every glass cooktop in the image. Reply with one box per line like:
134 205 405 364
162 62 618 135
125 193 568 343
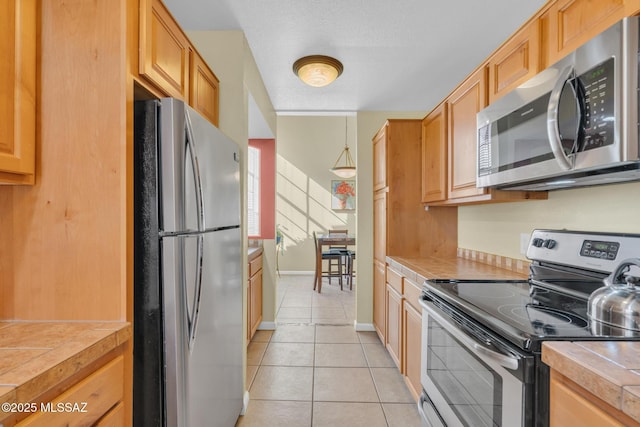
423 279 638 352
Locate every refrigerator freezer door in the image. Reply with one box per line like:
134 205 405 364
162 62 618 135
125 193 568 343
187 227 243 426
184 103 241 230
159 98 201 234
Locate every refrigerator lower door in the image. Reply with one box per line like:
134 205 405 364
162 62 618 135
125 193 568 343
187 227 243 426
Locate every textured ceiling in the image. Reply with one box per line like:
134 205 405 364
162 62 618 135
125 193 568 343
164 0 547 114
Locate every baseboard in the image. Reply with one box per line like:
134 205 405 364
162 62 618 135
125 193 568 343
278 270 314 275
354 321 376 332
240 390 250 416
258 321 276 330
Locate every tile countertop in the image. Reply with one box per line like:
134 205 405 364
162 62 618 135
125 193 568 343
0 321 131 417
248 245 263 262
543 341 640 423
387 256 529 283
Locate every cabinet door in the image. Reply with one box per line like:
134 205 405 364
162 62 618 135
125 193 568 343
0 0 36 184
249 271 262 338
421 103 447 203
549 370 628 427
373 259 387 343
402 300 422 402
246 278 251 342
190 49 220 127
447 66 488 200
488 20 540 103
373 191 387 262
386 283 403 369
139 0 190 100
373 125 388 191
548 0 627 64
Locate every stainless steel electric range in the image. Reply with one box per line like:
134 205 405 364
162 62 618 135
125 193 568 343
418 229 640 427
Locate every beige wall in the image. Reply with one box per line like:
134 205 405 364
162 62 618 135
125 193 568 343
459 181 640 259
276 115 358 272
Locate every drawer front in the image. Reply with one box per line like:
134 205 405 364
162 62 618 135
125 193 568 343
386 266 403 294
403 277 422 312
94 401 124 426
18 356 124 427
249 254 263 277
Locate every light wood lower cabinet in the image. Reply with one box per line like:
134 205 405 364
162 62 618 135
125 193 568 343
247 253 263 341
16 356 124 426
549 369 640 426
373 259 387 343
385 283 403 369
381 264 423 403
402 278 423 401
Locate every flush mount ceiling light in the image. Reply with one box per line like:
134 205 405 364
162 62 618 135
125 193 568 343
331 117 356 178
293 55 343 87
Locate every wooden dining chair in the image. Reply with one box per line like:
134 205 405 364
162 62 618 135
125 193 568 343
328 229 348 285
313 231 344 291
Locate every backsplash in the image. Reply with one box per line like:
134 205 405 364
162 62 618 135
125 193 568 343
457 248 530 275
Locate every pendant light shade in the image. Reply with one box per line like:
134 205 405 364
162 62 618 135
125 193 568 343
293 55 343 87
331 117 356 178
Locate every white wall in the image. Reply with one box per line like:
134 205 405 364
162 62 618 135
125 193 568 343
459 181 640 259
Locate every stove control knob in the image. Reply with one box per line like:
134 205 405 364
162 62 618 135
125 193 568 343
544 239 557 249
532 238 544 247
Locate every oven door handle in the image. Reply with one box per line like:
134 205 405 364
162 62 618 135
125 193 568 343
418 393 447 427
420 298 521 371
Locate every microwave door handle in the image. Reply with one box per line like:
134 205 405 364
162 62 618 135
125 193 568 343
547 65 575 170
419 298 520 371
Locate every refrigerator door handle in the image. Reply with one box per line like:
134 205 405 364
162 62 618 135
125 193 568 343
184 112 206 351
184 113 205 231
188 234 204 351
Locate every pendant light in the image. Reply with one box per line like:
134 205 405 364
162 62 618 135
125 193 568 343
331 117 356 179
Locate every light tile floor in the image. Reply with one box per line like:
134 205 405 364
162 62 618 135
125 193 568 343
236 275 422 427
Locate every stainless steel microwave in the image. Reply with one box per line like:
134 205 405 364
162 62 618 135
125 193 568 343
476 16 640 191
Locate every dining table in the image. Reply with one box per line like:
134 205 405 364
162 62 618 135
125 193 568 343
315 233 356 293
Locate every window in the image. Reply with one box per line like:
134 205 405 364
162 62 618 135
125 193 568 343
248 139 275 239
247 146 260 236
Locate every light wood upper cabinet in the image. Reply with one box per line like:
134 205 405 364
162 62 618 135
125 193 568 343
190 50 220 127
547 0 630 65
139 0 191 100
421 102 447 203
0 0 36 185
488 20 541 103
373 127 387 191
139 0 220 126
373 191 387 263
447 66 488 200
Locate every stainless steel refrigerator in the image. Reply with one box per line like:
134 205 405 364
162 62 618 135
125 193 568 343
133 98 242 426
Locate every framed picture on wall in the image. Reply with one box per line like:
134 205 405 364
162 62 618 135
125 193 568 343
331 180 356 210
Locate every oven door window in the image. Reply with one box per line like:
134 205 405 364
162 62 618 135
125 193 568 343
427 316 503 426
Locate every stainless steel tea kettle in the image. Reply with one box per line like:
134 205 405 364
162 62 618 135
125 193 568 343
588 258 640 336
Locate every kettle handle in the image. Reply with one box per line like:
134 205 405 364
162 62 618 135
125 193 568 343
608 258 640 286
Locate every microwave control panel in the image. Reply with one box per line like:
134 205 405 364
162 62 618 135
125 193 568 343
579 57 615 151
580 240 619 260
